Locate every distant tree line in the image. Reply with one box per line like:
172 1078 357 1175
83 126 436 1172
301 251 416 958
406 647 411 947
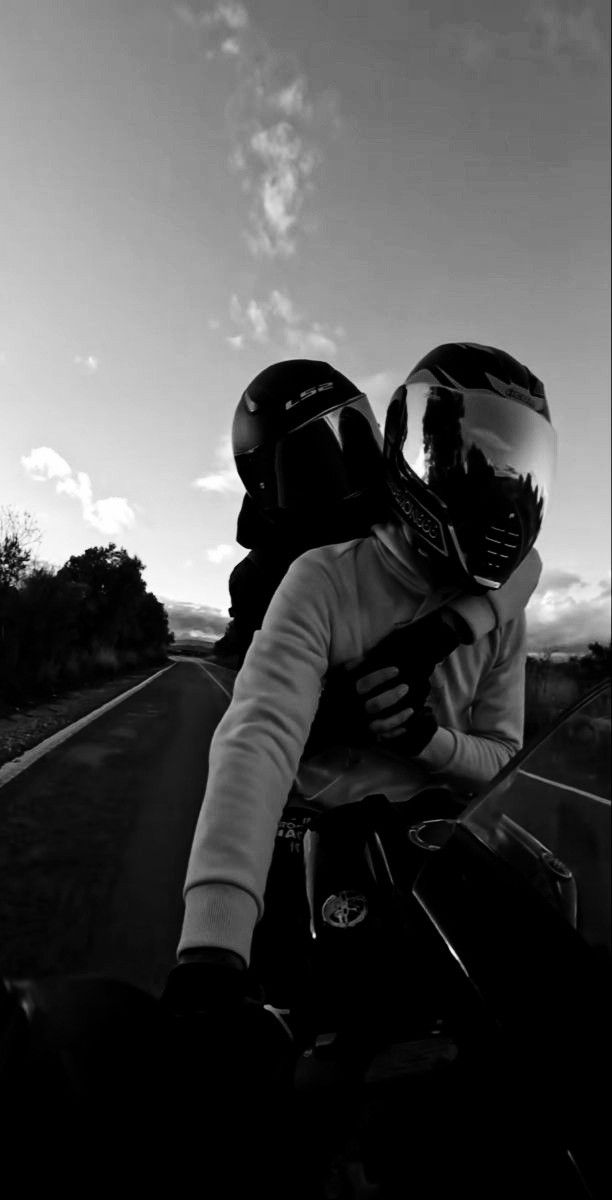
525 641 611 741
0 508 172 711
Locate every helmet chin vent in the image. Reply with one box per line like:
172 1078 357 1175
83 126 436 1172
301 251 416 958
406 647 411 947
480 509 523 579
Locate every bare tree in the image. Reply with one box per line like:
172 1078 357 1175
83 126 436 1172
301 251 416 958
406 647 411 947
0 506 42 588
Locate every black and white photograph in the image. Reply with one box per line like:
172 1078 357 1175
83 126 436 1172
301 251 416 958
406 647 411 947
1 2 610 1196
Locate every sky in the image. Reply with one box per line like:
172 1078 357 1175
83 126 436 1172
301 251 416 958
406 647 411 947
1 0 610 650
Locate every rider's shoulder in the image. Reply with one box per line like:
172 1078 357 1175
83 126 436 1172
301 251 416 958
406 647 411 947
293 536 372 571
280 538 372 597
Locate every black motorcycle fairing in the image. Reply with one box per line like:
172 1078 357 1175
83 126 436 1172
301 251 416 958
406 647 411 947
413 826 610 1199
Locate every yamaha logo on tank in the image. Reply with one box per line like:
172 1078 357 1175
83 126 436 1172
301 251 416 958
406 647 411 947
321 890 369 929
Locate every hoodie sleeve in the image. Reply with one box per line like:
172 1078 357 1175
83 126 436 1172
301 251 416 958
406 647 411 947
448 549 542 643
416 613 527 791
179 554 333 965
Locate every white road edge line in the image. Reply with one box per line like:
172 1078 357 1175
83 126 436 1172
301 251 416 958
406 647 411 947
0 662 176 789
518 769 611 806
197 662 233 702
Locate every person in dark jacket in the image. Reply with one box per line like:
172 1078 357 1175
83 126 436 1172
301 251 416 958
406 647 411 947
211 359 390 667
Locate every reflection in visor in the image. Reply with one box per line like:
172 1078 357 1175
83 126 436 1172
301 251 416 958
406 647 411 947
404 384 556 516
399 384 557 586
276 394 384 512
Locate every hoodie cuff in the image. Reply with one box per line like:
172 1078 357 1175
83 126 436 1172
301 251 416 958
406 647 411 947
178 883 259 967
415 725 457 773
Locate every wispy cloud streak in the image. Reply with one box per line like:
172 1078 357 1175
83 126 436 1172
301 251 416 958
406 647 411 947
227 288 343 357
21 446 136 535
175 2 339 256
207 542 238 563
192 434 242 493
73 354 99 375
443 1 609 71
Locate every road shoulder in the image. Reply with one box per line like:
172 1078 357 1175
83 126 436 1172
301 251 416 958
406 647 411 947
0 662 171 769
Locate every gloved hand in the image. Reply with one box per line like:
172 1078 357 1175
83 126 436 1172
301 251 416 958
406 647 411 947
374 703 439 758
161 951 297 1194
350 610 463 713
162 949 249 1015
306 610 461 754
161 949 295 1081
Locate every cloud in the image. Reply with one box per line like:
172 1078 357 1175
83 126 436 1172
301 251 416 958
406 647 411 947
526 568 612 651
269 289 298 324
444 2 609 71
246 298 269 341
84 496 136 535
538 567 584 593
228 295 270 342
163 597 228 639
193 473 237 492
284 324 337 357
74 355 99 375
218 1 249 30
532 1 609 62
243 121 321 257
193 472 238 492
272 77 313 121
21 446 72 482
176 3 339 257
22 446 136 535
192 433 242 494
227 288 342 357
174 2 249 34
207 542 237 563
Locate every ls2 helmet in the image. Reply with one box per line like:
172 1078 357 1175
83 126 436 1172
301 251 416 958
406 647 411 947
232 359 385 543
383 343 557 591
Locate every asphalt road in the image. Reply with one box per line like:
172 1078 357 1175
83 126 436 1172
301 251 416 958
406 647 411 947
0 658 236 996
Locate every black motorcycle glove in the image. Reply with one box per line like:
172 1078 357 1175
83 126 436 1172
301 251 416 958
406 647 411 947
378 703 439 759
161 952 297 1193
161 949 249 1015
306 609 465 754
161 950 294 1068
349 610 465 714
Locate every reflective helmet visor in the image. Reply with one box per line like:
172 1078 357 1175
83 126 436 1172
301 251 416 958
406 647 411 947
397 383 557 586
403 384 555 509
238 393 384 514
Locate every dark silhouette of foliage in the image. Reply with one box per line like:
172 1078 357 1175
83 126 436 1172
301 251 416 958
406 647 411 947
0 540 171 710
524 644 611 742
58 544 148 650
586 641 611 669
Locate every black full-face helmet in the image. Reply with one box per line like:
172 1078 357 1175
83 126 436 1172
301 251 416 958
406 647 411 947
232 359 385 545
384 343 557 591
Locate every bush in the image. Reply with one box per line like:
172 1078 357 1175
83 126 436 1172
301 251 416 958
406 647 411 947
0 544 172 711
525 647 611 741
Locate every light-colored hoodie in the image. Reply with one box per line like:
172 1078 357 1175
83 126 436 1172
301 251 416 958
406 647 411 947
180 523 539 965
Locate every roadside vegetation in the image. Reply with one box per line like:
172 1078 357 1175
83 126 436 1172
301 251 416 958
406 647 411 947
174 628 611 741
2 507 609 731
524 643 611 742
0 507 172 714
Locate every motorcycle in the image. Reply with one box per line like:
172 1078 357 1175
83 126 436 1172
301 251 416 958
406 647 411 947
1 680 609 1198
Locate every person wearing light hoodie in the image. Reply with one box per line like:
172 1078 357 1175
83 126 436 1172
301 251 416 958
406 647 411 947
165 344 555 1008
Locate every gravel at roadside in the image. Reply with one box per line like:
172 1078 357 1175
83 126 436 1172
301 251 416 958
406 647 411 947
0 665 169 769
